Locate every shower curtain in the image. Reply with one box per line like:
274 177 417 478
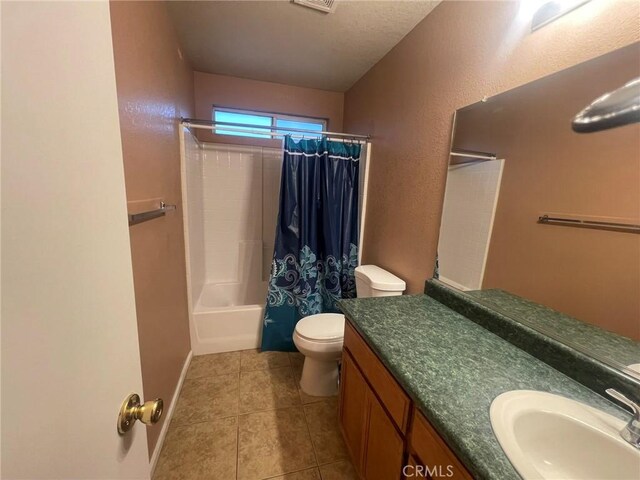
261 135 361 352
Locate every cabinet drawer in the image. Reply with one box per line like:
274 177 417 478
344 321 411 433
409 410 473 480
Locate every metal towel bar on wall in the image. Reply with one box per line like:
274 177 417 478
538 215 640 234
128 202 176 226
449 150 497 165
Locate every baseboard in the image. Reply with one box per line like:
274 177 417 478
193 334 260 355
149 350 192 476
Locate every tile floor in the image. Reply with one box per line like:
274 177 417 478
153 349 358 480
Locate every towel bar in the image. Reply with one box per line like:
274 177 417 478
538 215 640 234
128 202 176 226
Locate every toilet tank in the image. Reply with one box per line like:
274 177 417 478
355 265 406 298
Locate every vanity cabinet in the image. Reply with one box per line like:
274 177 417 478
363 389 405 479
408 411 473 480
340 348 405 479
339 320 474 480
404 456 428 479
340 351 368 465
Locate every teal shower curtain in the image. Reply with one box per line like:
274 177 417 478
261 136 361 352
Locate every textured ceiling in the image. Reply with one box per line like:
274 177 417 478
166 1 440 92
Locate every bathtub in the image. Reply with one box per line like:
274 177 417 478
180 131 281 355
191 281 267 355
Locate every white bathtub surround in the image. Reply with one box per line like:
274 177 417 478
180 131 282 354
180 129 372 356
438 159 504 291
182 128 205 308
358 142 371 265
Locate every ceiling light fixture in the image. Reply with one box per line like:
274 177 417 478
531 0 591 31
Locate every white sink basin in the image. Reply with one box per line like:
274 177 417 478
490 390 640 480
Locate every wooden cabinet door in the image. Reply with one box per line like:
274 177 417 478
363 390 405 480
409 411 473 480
405 455 429 479
344 323 411 432
339 350 369 472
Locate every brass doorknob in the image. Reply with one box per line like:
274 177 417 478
117 393 163 435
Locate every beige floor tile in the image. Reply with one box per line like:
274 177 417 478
292 363 337 406
240 366 301 414
241 349 291 371
319 461 358 480
187 351 241 380
288 352 305 368
304 399 349 465
292 363 303 382
269 468 321 480
153 416 238 480
172 373 239 426
237 406 316 480
299 389 337 406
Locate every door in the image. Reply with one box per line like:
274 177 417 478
1 2 150 478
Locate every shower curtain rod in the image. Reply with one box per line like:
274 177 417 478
181 118 370 141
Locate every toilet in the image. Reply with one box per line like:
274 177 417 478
293 265 406 396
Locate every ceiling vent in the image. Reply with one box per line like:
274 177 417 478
292 0 337 14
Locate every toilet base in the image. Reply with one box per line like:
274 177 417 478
299 356 339 397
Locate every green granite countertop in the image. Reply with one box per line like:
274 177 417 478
338 294 627 480
466 289 640 368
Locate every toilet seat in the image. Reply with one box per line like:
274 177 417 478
295 313 345 343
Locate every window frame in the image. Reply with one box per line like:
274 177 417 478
212 106 327 139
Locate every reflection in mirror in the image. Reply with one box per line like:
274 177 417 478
437 42 640 378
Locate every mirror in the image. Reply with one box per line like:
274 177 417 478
438 42 640 377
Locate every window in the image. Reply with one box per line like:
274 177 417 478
213 107 326 140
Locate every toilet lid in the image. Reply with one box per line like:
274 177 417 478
295 313 345 342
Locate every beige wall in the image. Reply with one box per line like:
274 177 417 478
194 71 344 147
110 1 193 457
344 0 640 295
